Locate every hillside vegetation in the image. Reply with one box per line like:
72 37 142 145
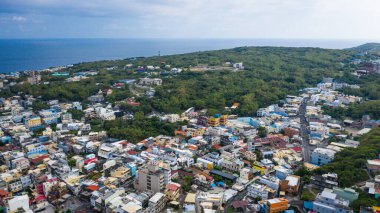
348 43 380 54
0 46 356 116
315 127 380 187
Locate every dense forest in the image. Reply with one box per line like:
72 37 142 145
0 46 358 116
323 100 380 120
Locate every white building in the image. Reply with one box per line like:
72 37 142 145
7 195 33 213
311 148 336 166
148 192 166 213
139 78 162 86
313 188 350 213
247 183 269 200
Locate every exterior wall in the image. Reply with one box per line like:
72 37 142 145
267 199 288 213
247 184 269 200
136 169 164 193
311 150 334 166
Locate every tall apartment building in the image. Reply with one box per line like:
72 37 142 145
135 163 165 193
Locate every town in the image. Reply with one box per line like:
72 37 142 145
0 48 380 213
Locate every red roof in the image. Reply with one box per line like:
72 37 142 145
127 150 139 155
35 195 46 202
0 189 9 196
166 184 180 191
212 145 222 149
31 155 49 164
178 170 194 177
87 185 99 191
119 141 129 145
47 178 58 182
292 147 302 152
85 158 97 164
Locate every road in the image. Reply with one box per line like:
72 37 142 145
299 98 311 163
223 189 248 213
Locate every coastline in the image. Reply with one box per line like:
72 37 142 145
0 38 373 73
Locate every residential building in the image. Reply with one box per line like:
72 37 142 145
148 192 167 213
195 190 224 213
23 115 43 130
311 148 336 166
367 159 380 172
280 175 300 195
333 187 359 204
25 144 48 157
11 157 29 170
165 183 181 201
221 159 244 173
135 163 165 193
27 75 41 85
209 117 220 127
313 188 350 213
261 198 288 213
311 173 339 190
138 78 162 86
248 183 270 200
240 167 254 181
6 195 33 213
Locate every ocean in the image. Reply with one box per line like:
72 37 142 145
0 38 371 73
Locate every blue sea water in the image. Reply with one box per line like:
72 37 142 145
0 38 371 73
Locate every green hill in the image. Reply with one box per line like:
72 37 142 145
348 43 380 53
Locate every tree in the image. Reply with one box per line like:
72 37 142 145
258 127 267 138
68 159 76 168
68 109 85 120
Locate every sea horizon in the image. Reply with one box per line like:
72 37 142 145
0 38 377 73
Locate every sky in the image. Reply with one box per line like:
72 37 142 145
0 0 380 40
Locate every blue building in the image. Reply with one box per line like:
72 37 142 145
0 136 12 144
127 163 138 177
26 144 48 157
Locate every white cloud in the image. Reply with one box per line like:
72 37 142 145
12 15 26 22
1 0 380 39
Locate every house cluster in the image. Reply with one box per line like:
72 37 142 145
353 61 380 76
0 64 371 213
305 172 359 213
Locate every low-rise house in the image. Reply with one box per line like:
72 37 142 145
165 183 181 201
148 192 167 213
280 175 300 195
139 78 162 86
247 183 271 200
367 159 380 172
260 198 289 213
313 188 350 213
311 173 339 190
6 195 33 213
11 157 29 170
195 190 224 213
333 187 359 204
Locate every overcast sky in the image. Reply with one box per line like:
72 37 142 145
0 0 380 40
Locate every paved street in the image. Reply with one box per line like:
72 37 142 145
223 189 248 213
299 98 311 163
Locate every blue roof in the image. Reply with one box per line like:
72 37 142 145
304 201 313 210
270 111 288 117
310 133 322 138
